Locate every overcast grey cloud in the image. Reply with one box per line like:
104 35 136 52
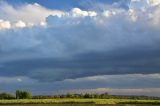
0 0 160 96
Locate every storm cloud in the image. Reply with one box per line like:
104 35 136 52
0 0 160 82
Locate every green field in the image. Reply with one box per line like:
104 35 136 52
0 99 160 105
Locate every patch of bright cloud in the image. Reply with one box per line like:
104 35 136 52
17 78 22 82
148 0 160 6
129 0 160 11
0 2 65 27
103 10 111 17
129 0 149 11
71 8 97 17
0 19 11 29
15 20 26 28
0 76 25 84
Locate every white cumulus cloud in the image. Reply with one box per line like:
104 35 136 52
15 20 26 28
148 0 160 6
71 8 97 17
0 2 65 27
0 19 11 29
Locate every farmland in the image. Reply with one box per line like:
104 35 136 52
0 99 160 105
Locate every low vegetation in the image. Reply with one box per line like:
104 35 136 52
0 99 160 105
0 90 160 105
0 92 15 99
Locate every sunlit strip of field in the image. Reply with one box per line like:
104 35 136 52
0 99 160 105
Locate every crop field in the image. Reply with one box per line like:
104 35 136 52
0 99 160 105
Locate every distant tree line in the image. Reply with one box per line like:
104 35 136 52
0 90 160 100
16 90 31 99
0 92 15 99
0 91 110 99
0 90 31 100
33 92 110 99
32 92 160 100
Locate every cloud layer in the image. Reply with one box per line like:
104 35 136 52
0 1 64 28
0 1 160 83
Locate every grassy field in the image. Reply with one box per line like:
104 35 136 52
0 99 160 105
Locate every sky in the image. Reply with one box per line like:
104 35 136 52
0 0 160 96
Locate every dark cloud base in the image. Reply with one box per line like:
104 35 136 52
1 45 160 82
